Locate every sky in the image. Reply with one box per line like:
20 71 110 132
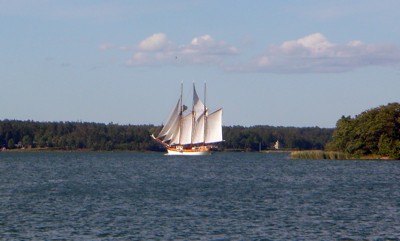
1 0 400 128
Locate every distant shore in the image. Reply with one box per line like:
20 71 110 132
1 148 395 160
290 150 394 160
0 147 143 153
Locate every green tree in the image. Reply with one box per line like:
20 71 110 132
0 119 333 152
22 135 33 147
7 139 15 149
328 103 400 159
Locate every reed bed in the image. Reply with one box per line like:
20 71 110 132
290 150 351 160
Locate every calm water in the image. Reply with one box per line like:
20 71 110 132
1 152 400 240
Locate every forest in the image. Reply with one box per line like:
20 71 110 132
0 120 333 152
2 103 399 155
327 102 400 159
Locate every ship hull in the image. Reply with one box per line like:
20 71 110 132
166 146 211 155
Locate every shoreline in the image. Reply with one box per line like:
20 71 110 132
0 147 147 153
290 150 395 161
1 148 396 160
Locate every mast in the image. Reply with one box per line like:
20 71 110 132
178 82 183 145
191 82 195 145
152 81 223 152
203 82 207 145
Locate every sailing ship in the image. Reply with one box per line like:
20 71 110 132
151 83 223 155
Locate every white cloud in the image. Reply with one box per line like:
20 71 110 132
103 32 400 73
138 33 170 51
245 33 400 73
187 35 239 55
281 33 333 55
126 33 238 66
191 35 212 46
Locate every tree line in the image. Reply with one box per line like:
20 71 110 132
0 120 333 151
223 125 332 151
327 102 400 159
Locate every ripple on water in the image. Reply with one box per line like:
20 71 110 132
1 152 400 239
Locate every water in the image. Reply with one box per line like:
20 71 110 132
1 152 400 240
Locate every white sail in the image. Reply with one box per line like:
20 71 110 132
170 129 180 145
152 83 223 155
205 108 223 144
193 84 205 121
157 99 181 141
191 83 207 144
192 112 206 144
180 113 193 145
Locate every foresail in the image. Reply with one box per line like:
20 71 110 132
157 99 180 141
170 129 180 145
205 108 223 144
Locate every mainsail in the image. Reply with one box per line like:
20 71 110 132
180 113 193 145
205 108 223 143
155 83 223 148
192 111 205 144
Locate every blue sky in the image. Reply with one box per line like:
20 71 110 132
1 0 400 127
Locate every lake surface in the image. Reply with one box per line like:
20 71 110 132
1 152 399 240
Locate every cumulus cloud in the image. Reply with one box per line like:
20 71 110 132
101 32 400 73
245 33 400 73
138 33 170 51
126 33 238 66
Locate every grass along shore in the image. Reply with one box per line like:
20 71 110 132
290 151 350 160
290 150 393 160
